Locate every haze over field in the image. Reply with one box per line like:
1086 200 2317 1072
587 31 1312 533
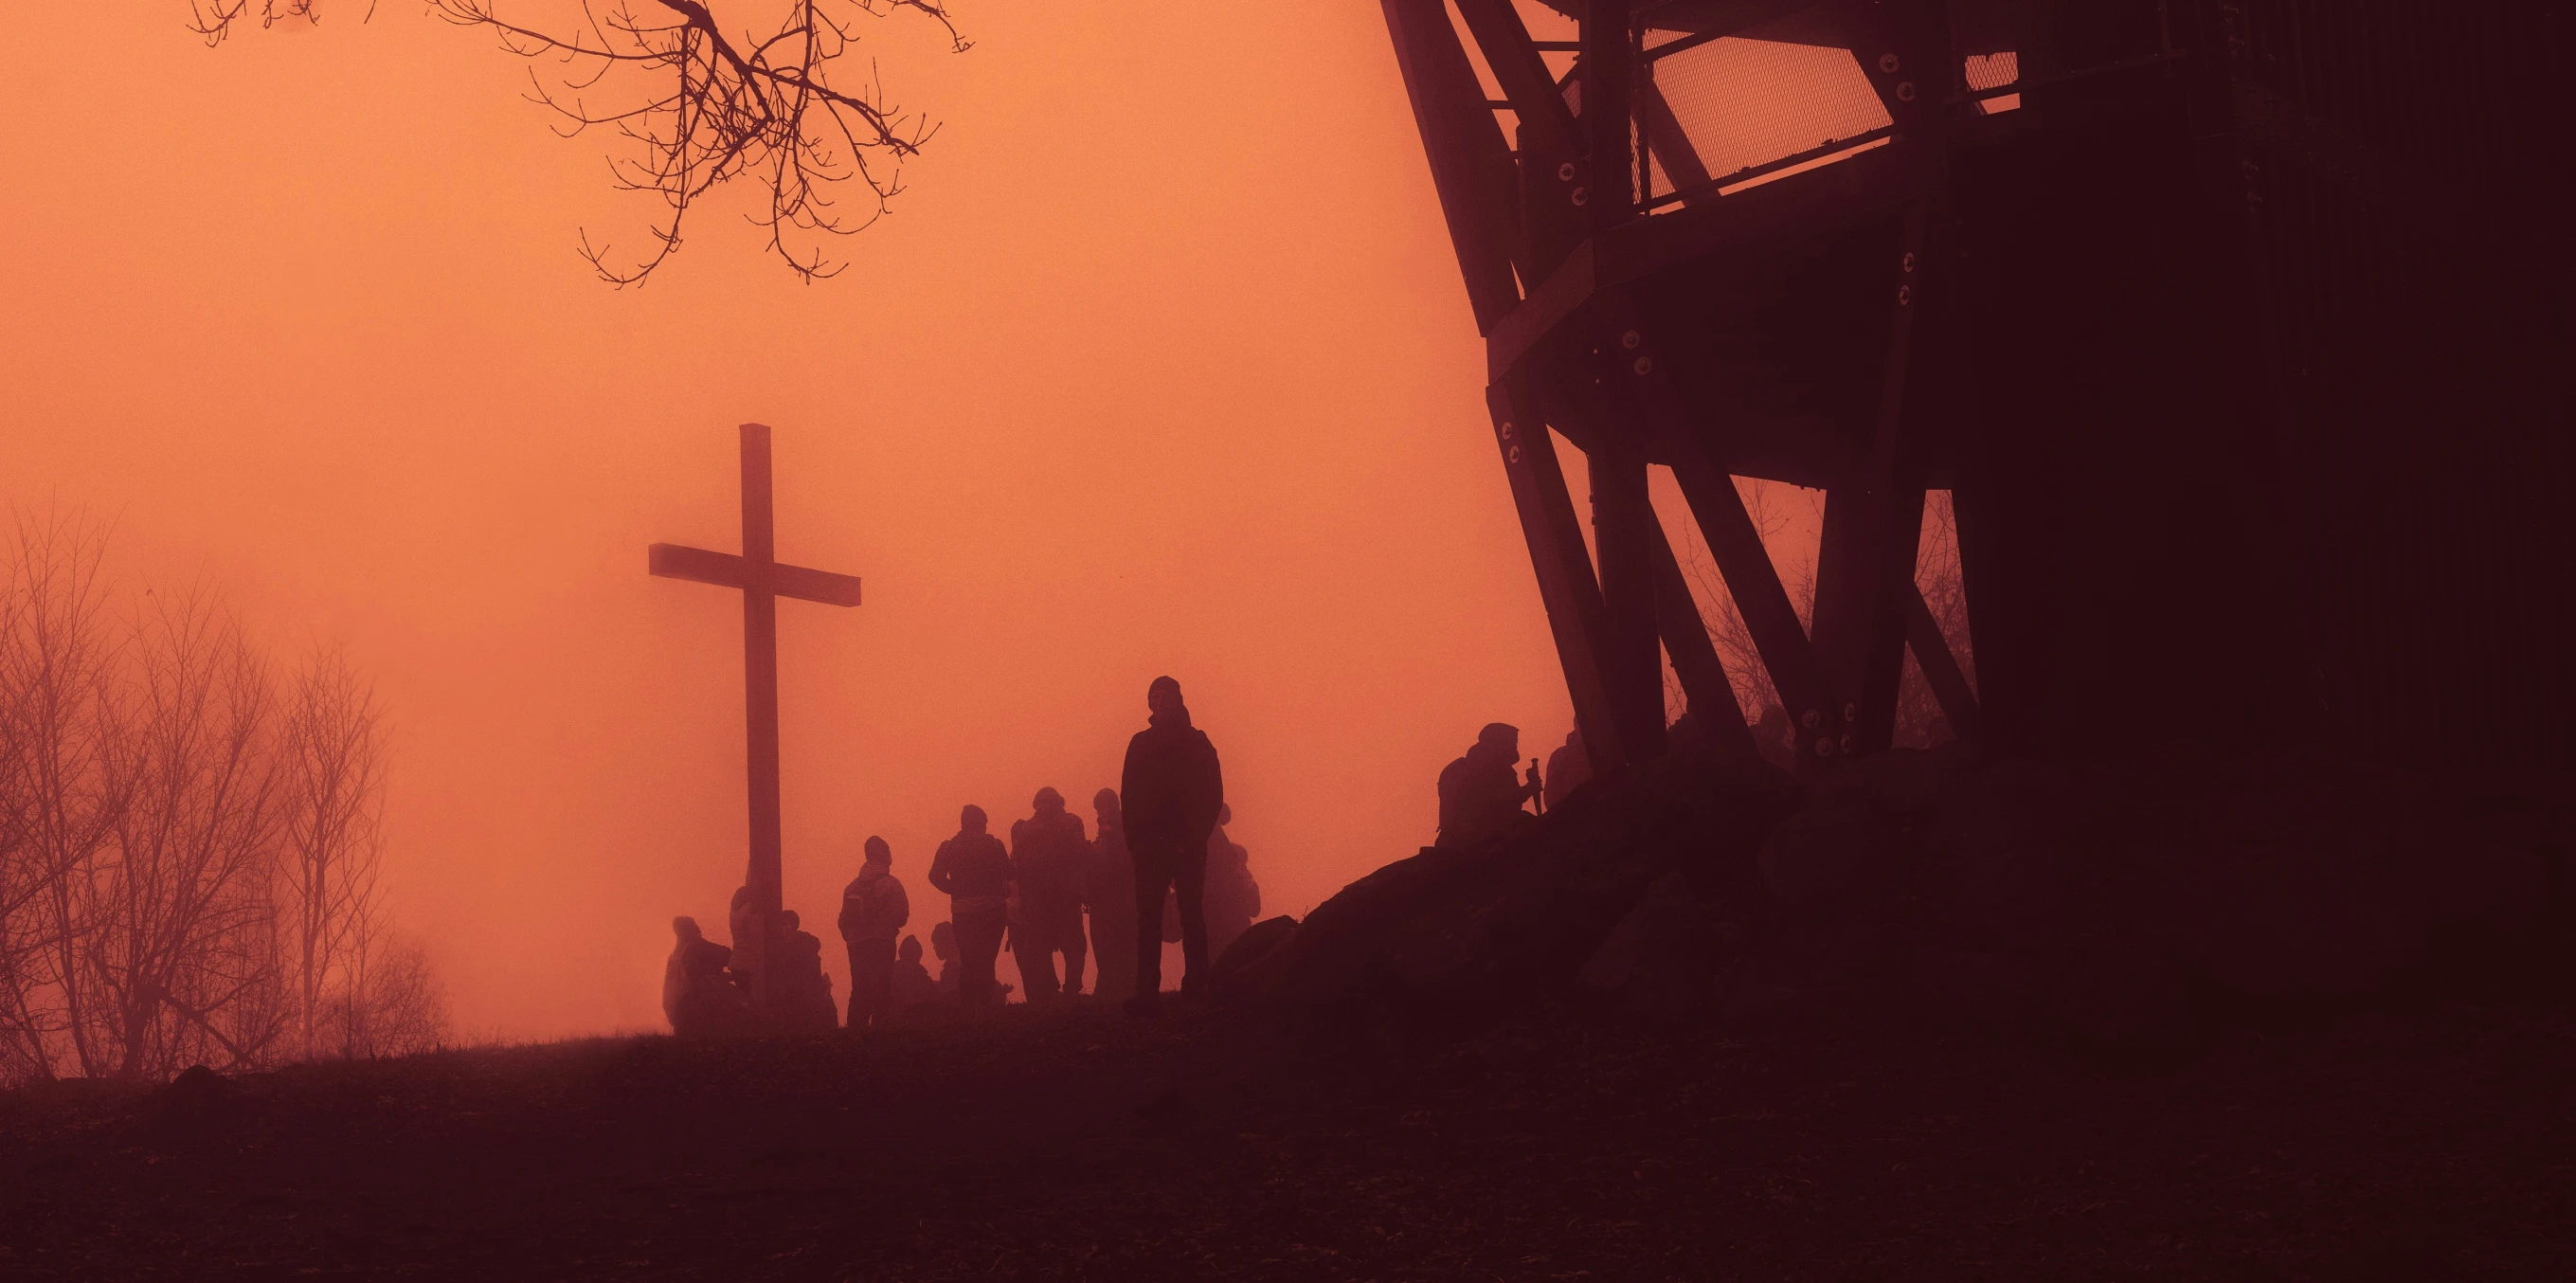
0 3 1617 1039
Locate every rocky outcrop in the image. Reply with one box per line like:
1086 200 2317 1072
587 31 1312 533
1246 750 1796 1038
1239 740 2570 1054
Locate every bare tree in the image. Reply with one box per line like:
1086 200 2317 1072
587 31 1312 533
0 513 128 1081
279 648 390 1062
75 587 292 1078
0 515 446 1082
189 0 969 285
0 538 31 1080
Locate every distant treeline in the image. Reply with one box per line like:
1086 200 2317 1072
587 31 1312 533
0 511 446 1083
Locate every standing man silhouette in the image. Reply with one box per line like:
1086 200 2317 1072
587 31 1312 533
838 836 910 1030
1119 676 1224 1016
928 805 1013 1008
1007 787 1090 1001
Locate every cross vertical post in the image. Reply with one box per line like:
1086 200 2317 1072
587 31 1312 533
739 426 784 982
649 423 864 1014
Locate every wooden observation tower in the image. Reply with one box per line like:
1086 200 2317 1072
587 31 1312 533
1382 0 2571 776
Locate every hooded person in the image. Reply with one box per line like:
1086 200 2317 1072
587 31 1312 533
1119 676 1224 1014
1756 705 1798 772
838 836 910 1030
889 934 937 1012
1544 728 1593 809
1084 788 1141 1003
777 910 838 1033
1203 804 1262 963
726 884 765 1002
930 920 960 994
664 916 751 1038
1007 786 1091 1000
1436 722 1540 849
928 920 1012 1006
928 804 1014 1008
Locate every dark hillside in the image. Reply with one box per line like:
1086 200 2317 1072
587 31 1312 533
5 987 2573 1279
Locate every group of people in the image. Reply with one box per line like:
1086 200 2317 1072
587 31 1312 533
662 892 853 1037
664 677 1258 1037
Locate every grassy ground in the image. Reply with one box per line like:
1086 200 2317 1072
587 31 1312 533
2 991 2570 1281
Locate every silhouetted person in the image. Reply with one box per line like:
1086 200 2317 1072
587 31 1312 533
1121 676 1224 1015
931 920 960 994
727 884 765 1001
1544 729 1591 809
1436 722 1540 849
776 910 838 1033
931 921 1012 1005
838 836 910 1030
664 915 752 1037
1203 804 1262 963
890 934 936 1013
1009 786 1090 1001
928 804 1013 1008
1086 788 1140 1003
1756 704 1797 772
1668 710 1707 756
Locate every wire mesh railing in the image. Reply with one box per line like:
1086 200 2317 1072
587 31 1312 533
1639 30 1893 208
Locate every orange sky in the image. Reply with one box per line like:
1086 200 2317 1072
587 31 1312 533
0 2 1617 1039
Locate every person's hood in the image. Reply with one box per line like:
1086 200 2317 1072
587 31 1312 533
1149 704 1194 731
856 864 889 885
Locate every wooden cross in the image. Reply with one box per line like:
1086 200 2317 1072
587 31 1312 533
649 424 862 1009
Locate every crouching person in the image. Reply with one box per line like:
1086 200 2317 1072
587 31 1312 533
664 916 752 1038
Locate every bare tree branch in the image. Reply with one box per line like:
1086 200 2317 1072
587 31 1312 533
195 1 969 285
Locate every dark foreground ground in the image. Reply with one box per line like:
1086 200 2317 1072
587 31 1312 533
3 992 2570 1282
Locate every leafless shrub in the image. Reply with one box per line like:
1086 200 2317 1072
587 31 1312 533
189 1 969 285
324 928 451 1059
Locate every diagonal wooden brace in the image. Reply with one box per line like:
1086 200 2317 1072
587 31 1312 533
1595 288 1848 766
1485 383 1646 774
1381 0 1524 333
1905 588 1981 744
1648 518 1760 759
1810 484 1926 755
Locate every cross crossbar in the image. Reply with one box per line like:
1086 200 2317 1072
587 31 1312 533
648 542 863 606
